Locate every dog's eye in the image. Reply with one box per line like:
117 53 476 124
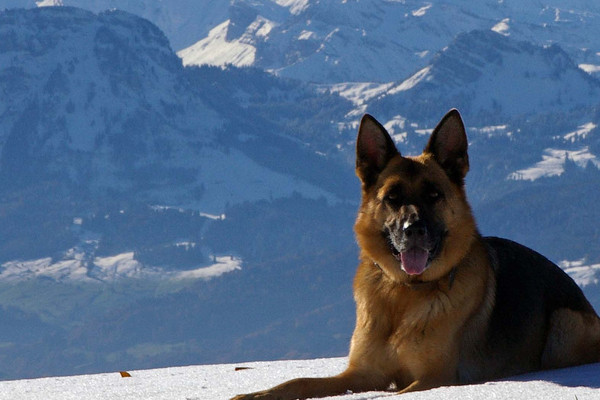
384 192 401 204
423 182 443 203
428 190 442 201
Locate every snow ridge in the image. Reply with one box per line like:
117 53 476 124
0 253 242 283
508 147 600 181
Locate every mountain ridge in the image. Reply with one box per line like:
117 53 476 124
367 29 600 123
177 0 600 84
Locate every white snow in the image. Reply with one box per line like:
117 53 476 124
199 212 226 220
253 16 277 38
320 82 395 106
579 64 600 75
92 252 143 278
389 66 432 94
298 30 316 40
564 122 597 142
492 18 511 36
178 15 279 67
274 0 309 15
412 3 432 17
184 146 338 213
0 253 242 283
470 125 511 138
178 20 257 67
1 357 598 400
507 147 600 181
383 115 409 143
170 256 242 280
561 259 600 287
35 0 63 6
0 257 89 282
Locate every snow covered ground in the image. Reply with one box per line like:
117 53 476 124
1 357 599 400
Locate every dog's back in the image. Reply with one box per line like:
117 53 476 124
459 236 600 383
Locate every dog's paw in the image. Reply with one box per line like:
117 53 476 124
230 394 251 400
230 391 278 400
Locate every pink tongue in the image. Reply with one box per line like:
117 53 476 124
400 248 429 275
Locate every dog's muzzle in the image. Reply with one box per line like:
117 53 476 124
385 215 433 276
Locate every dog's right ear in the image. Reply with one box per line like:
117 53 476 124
424 109 469 185
356 114 399 187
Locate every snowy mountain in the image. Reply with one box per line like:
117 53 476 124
179 0 487 82
1 357 599 400
4 0 600 82
177 0 600 83
1 0 229 51
0 6 358 380
365 29 600 122
0 5 351 270
0 7 215 196
0 7 339 215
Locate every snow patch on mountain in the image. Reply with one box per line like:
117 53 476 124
470 124 512 138
36 0 62 6
274 0 309 15
384 115 408 133
178 146 338 213
319 82 394 109
178 20 257 67
580 64 600 75
0 252 242 283
561 259 600 288
412 3 432 17
389 66 432 94
507 147 600 181
564 122 597 142
492 18 510 36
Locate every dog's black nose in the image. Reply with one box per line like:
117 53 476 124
403 219 427 238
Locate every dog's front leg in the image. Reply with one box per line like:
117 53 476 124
397 372 456 395
230 368 389 400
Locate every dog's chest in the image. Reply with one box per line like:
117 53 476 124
357 280 457 343
352 282 465 381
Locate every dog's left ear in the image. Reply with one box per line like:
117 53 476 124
424 109 469 185
356 114 399 187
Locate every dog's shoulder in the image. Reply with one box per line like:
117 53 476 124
483 236 595 317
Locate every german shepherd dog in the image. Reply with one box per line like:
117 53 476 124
232 110 600 399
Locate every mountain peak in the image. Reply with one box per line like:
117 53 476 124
370 29 600 123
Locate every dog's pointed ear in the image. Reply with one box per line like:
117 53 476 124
356 114 399 187
424 109 469 185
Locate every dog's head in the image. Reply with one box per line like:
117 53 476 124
354 109 478 284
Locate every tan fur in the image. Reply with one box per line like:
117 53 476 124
231 111 600 400
347 153 491 394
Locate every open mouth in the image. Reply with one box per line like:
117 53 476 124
387 236 431 276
